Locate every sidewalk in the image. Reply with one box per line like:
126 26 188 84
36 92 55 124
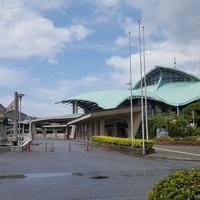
146 145 200 161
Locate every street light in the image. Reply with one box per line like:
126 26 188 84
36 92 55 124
18 94 25 146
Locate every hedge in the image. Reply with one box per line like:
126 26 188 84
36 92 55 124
147 168 200 200
92 136 153 149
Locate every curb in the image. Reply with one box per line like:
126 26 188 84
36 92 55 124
145 155 200 162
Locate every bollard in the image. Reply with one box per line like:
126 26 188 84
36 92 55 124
50 143 54 151
90 142 93 151
45 143 47 152
69 142 71 151
27 142 31 152
85 143 89 151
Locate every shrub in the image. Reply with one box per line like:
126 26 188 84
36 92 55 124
92 136 153 149
181 102 200 127
147 168 200 200
182 136 199 141
148 112 195 139
153 136 174 141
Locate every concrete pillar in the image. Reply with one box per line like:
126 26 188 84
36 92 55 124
66 126 72 139
133 112 142 138
42 128 47 139
100 119 105 136
83 124 86 140
77 125 81 139
22 124 25 135
31 123 36 140
73 101 78 114
80 125 84 140
94 120 99 135
126 119 131 138
53 128 57 138
65 127 68 138
88 122 93 140
113 122 118 137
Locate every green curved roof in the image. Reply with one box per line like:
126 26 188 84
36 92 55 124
132 82 200 106
63 90 130 110
60 66 200 110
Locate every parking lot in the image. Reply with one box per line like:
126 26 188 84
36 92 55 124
0 139 199 200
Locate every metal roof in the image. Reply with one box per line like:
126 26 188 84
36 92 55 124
59 90 130 111
60 66 200 111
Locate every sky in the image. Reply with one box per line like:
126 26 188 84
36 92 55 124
0 0 200 118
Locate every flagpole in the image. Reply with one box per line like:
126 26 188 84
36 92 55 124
129 32 134 146
138 20 145 155
142 26 149 140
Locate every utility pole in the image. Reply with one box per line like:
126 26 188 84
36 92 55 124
13 92 18 144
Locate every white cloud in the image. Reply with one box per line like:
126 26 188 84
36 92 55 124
0 1 92 61
0 66 34 88
96 0 120 8
23 101 71 118
25 0 70 11
48 57 58 64
29 75 100 103
68 25 94 41
107 0 200 84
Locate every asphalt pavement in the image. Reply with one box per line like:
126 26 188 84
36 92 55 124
0 139 199 200
146 144 200 162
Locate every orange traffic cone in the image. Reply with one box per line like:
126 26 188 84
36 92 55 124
106 144 110 151
27 142 31 152
85 143 89 151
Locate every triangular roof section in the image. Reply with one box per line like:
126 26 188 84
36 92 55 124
133 65 200 90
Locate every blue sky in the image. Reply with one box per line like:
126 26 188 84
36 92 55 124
1 0 200 117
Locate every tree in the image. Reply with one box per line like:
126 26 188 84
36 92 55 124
147 112 194 139
181 102 200 127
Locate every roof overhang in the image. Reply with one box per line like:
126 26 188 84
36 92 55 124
68 106 141 125
42 124 68 128
30 114 82 124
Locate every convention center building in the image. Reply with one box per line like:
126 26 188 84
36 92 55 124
30 66 200 140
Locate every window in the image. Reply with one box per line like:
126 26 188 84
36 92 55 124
162 71 190 83
146 71 160 86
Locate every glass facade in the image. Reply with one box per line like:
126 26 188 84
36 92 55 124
146 70 191 86
162 71 190 83
146 71 160 86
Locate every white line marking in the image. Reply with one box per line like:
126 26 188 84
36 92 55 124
154 147 200 157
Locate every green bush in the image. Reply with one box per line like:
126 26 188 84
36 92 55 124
92 136 153 149
182 136 199 141
147 168 200 200
148 112 195 139
153 136 174 141
152 136 200 142
181 102 200 127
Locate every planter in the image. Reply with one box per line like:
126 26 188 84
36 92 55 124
92 142 155 156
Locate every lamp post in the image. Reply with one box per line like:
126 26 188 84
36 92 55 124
18 94 25 146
